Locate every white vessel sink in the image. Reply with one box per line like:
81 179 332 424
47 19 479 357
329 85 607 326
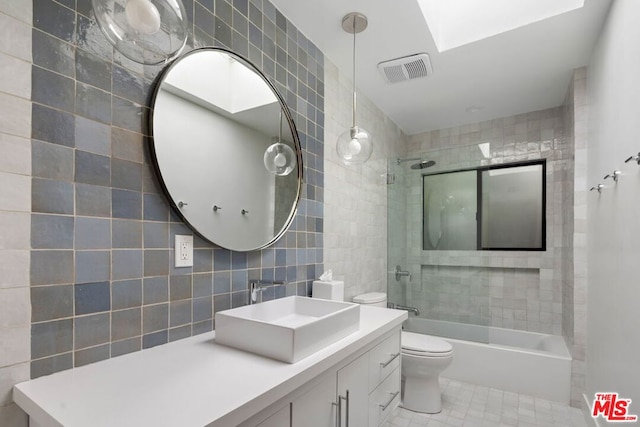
215 296 360 363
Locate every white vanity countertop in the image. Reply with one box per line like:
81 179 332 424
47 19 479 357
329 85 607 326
14 306 407 427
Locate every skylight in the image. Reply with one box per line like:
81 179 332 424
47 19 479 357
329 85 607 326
417 0 585 52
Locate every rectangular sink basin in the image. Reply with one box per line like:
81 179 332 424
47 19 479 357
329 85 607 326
215 296 360 363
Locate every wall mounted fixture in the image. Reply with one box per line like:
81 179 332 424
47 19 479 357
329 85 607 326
625 152 640 165
590 184 604 193
92 0 188 65
336 12 373 166
604 170 621 182
264 110 296 176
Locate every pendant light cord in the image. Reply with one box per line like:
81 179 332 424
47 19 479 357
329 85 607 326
352 19 357 129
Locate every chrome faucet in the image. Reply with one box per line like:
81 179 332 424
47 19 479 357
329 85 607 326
248 280 286 304
388 302 420 316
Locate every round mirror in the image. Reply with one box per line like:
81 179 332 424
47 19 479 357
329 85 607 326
149 47 303 251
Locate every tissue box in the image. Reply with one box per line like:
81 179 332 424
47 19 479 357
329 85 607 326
312 280 344 301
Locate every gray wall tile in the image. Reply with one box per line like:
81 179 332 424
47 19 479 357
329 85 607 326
32 140 74 181
75 251 110 284
193 296 213 323
31 319 73 359
111 158 142 191
75 116 111 156
169 300 191 327
75 48 112 92
75 281 110 314
111 337 140 357
75 217 111 249
32 66 75 112
33 0 75 42
31 251 74 286
111 308 141 341
168 325 191 342
143 304 168 334
30 353 72 379
112 189 141 219
193 273 213 297
143 250 169 277
143 193 170 222
75 183 111 217
143 276 168 305
32 29 75 77
169 275 192 301
112 249 143 280
75 150 110 186
75 82 111 124
143 222 168 249
31 214 74 249
112 219 142 248
74 312 110 349
32 104 74 147
32 178 74 214
111 279 142 310
74 343 110 367
142 330 167 349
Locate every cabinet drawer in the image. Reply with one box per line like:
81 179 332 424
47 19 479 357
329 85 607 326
368 367 401 427
368 331 401 392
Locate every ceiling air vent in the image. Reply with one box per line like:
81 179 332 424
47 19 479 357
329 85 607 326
377 53 433 84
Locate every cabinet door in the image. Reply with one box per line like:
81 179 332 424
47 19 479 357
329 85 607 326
337 353 369 427
256 403 290 427
291 372 336 427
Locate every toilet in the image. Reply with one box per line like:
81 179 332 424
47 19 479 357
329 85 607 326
401 331 453 413
352 292 454 414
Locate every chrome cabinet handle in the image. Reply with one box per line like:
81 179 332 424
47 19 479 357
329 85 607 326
379 352 400 368
332 391 349 427
379 391 400 411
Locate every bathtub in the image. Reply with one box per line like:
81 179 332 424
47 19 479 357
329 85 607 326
404 318 572 404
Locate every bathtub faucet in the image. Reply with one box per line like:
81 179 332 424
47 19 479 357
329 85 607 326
388 303 420 316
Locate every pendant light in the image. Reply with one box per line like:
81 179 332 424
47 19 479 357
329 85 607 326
92 0 188 65
336 12 373 165
264 109 296 176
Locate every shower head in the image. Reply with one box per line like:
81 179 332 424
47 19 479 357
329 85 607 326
410 160 436 170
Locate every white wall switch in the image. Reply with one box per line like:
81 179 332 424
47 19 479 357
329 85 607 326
174 235 193 268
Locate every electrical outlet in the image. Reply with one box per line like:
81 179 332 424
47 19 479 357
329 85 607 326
174 235 193 267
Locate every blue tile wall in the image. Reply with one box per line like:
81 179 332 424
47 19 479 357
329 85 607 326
30 0 324 378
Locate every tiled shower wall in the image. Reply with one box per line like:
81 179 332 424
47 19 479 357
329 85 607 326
28 0 324 379
323 59 407 301
396 107 573 335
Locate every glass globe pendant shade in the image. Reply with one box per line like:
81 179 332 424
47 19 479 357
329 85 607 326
264 143 296 176
92 0 188 65
336 126 373 165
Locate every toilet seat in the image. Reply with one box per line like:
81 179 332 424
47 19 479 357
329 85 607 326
402 331 453 357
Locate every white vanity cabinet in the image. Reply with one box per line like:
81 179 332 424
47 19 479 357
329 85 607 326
247 329 401 427
13 306 407 427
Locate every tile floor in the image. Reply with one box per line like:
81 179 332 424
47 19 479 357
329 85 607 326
384 378 587 427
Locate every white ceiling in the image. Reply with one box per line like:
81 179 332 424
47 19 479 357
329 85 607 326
270 0 612 135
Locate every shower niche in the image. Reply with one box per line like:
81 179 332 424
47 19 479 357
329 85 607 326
422 160 546 251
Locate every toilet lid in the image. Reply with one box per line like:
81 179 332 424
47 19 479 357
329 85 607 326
352 292 386 304
402 331 453 355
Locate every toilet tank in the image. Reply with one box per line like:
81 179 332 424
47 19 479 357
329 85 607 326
353 292 387 308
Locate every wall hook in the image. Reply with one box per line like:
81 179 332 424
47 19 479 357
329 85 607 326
624 152 640 165
178 201 188 208
589 184 604 193
212 205 222 212
603 170 621 182
241 209 249 215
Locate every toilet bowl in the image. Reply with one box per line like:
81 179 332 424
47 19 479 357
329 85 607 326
401 331 453 414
